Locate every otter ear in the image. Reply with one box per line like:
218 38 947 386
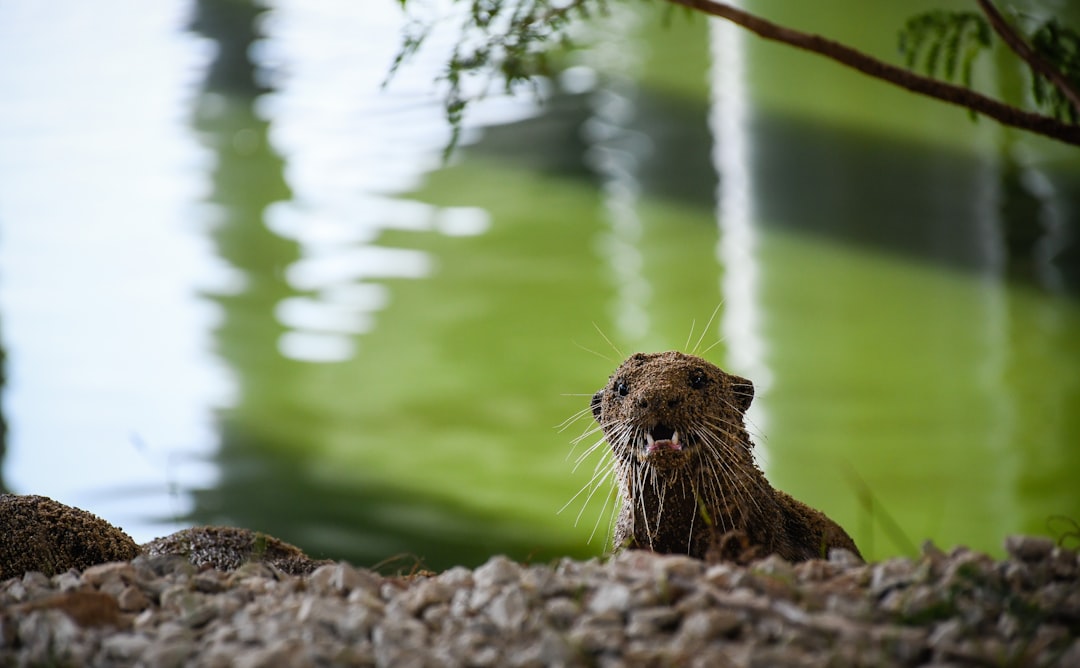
591 390 603 420
731 376 754 412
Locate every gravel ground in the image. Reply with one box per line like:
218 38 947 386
2 536 1078 667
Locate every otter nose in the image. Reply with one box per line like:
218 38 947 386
636 392 681 410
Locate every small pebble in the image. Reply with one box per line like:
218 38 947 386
1005 535 1055 562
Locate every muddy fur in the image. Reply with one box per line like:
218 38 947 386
591 351 861 563
142 526 332 575
0 494 141 579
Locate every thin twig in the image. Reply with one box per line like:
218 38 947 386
976 0 1080 115
666 0 1080 146
526 0 592 29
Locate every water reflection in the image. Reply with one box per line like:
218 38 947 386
581 6 653 344
187 0 1080 564
183 0 597 569
0 0 230 537
709 5 772 451
250 1 511 364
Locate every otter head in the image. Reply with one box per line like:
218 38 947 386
591 351 755 473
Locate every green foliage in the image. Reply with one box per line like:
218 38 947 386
898 11 992 93
899 8 1080 125
389 0 605 154
1029 18 1080 124
392 1 1080 144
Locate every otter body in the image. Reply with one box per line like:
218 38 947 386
591 351 860 563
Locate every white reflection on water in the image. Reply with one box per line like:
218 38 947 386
0 1 231 538
0 0 533 536
580 6 653 344
256 0 529 363
707 8 771 453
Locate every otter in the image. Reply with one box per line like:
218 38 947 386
591 351 861 563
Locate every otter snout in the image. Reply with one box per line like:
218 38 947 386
633 390 682 411
625 383 689 430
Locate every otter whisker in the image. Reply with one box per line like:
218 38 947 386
571 340 618 364
568 418 603 441
635 461 655 549
591 322 624 359
684 318 698 353
693 421 754 532
686 481 699 554
578 466 618 533
572 431 607 457
558 405 597 434
695 437 733 534
697 422 767 522
690 302 724 355
560 453 615 517
697 335 727 358
589 483 620 545
570 432 610 471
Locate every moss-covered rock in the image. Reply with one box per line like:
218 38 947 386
0 494 140 580
142 526 331 575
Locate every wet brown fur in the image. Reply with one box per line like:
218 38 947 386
591 351 861 563
0 494 140 579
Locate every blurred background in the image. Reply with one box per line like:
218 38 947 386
0 0 1077 571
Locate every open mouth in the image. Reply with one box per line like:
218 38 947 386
644 424 684 454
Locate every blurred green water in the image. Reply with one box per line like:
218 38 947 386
178 0 1080 571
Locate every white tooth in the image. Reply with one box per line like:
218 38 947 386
672 430 680 445
646 432 655 447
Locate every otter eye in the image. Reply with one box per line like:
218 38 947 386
689 369 707 390
615 379 629 397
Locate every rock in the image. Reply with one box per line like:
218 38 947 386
307 561 380 597
651 553 706 581
9 571 53 602
438 565 475 590
81 561 137 589
0 494 140 579
676 609 742 644
488 588 528 630
1059 638 1080 668
232 639 311 668
587 582 631 615
1004 535 1055 562
142 638 197 668
399 577 454 616
117 585 152 612
192 570 228 594
372 617 429 666
16 609 85 665
567 617 625 655
1049 546 1078 580
473 555 522 588
543 596 580 630
827 548 863 568
626 607 680 637
52 570 85 594
101 633 152 662
869 557 916 597
14 590 127 628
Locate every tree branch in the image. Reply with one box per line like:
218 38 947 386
976 0 1080 115
666 0 1080 146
